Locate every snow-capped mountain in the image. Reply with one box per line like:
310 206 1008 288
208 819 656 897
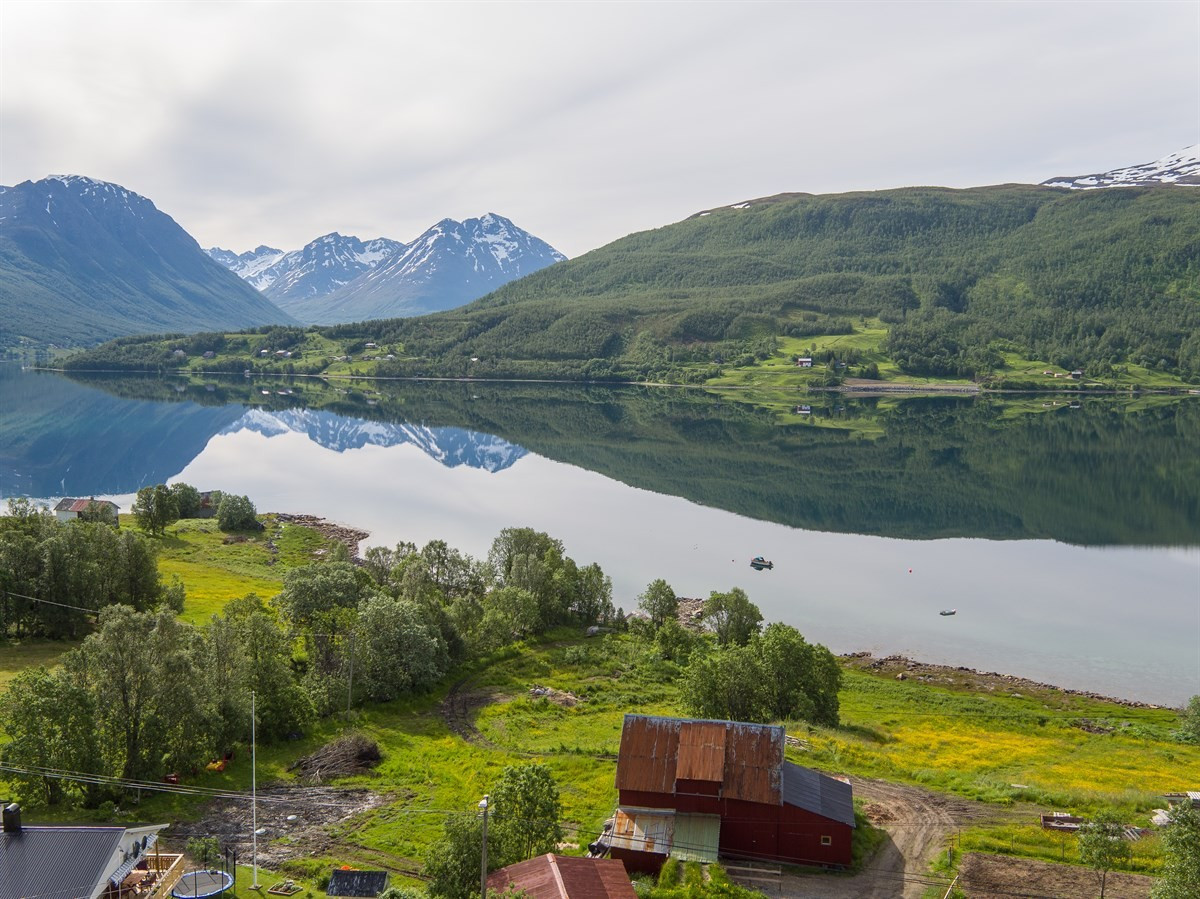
206 244 286 286
206 233 405 299
226 407 527 472
211 214 566 325
0 175 295 346
1042 144 1200 189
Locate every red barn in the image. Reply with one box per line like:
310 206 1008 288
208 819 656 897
608 715 854 870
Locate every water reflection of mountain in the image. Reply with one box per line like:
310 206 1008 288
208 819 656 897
226 408 526 472
0 365 243 497
51 371 1200 546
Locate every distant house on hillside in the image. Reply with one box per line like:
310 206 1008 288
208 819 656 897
605 715 854 872
0 803 178 899
487 854 636 899
796 357 813 368
54 497 120 525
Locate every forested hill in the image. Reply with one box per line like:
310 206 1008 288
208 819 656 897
412 184 1200 377
64 185 1200 383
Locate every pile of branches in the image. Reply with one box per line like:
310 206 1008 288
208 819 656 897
288 731 382 784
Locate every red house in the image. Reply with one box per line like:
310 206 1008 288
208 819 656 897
608 715 854 870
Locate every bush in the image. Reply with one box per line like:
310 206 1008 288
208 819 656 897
217 493 258 531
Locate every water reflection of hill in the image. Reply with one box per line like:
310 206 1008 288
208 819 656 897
58 372 1200 546
0 365 244 497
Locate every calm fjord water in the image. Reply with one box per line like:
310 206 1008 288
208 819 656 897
2 364 1197 706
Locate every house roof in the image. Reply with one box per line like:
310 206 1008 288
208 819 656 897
53 498 119 513
487 854 636 899
615 715 783 805
781 763 855 827
326 869 390 897
0 826 124 899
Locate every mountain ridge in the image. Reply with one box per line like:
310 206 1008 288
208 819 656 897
206 212 565 324
0 175 295 348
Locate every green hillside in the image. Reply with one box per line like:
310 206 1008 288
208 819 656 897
62 185 1200 385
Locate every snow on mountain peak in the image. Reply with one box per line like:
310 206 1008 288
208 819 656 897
1042 144 1200 189
208 212 565 322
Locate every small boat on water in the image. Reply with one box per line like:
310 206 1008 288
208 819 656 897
939 609 957 616
750 556 774 571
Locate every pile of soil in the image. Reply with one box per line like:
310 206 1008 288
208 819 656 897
288 732 382 784
529 685 581 707
169 786 389 869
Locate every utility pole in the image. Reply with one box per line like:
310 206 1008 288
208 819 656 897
479 795 490 899
347 633 355 715
252 689 260 890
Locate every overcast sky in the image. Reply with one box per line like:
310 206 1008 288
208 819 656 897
2 1 1197 258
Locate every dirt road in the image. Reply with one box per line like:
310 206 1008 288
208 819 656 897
769 777 998 898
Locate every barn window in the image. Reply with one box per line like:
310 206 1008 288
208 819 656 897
821 835 832 846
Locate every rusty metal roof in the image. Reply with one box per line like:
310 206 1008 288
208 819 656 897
723 720 783 805
616 715 784 805
676 721 726 782
614 715 679 794
609 807 675 855
488 854 637 899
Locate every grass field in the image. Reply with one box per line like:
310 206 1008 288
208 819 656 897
0 639 78 690
148 515 334 623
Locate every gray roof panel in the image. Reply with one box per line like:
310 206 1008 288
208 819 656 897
0 827 123 899
780 762 855 827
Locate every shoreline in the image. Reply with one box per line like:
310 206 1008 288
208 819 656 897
672 598 1174 711
841 652 1170 711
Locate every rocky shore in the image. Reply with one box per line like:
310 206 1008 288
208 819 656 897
273 512 369 561
842 652 1168 710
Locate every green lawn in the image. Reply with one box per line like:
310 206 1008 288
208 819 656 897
0 639 78 690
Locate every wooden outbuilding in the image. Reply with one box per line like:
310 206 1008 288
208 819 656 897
609 715 854 871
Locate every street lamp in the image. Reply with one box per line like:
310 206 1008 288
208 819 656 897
479 795 489 899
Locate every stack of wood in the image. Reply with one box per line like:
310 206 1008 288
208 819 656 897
288 732 382 784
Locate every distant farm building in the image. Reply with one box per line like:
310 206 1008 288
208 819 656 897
53 497 120 524
607 715 854 871
487 854 637 899
796 358 813 368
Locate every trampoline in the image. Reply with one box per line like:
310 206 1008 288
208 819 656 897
171 870 234 898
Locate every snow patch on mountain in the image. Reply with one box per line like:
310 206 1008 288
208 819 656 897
207 233 406 299
1042 144 1200 189
223 407 527 472
207 213 565 323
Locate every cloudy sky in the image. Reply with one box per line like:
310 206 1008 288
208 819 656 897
2 1 1196 258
